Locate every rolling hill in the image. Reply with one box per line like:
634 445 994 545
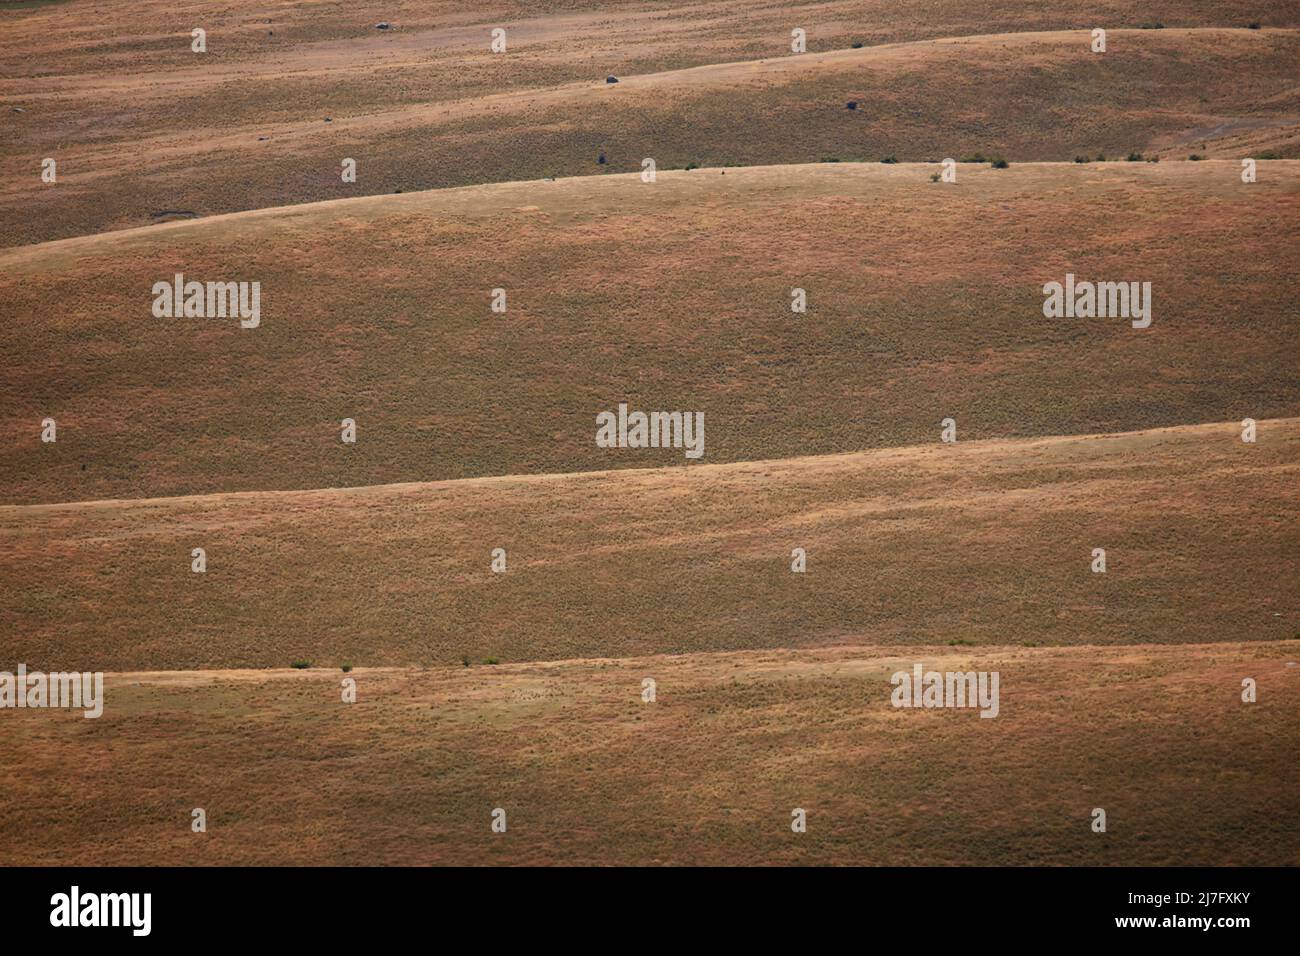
1 640 1295 864
1 0 1297 871
3 419 1296 671
3 161 1297 505
3 23 1298 245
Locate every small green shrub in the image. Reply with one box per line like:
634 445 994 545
990 157 1009 168
1126 152 1143 162
340 664 353 673
290 661 311 669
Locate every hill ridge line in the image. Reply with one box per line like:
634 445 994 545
61 637 1300 681
4 417 1292 514
3 158 1293 264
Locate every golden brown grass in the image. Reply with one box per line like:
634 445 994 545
2 420 1296 671
3 3 1298 244
1 641 1295 865
3 162 1297 505
2 0 1297 870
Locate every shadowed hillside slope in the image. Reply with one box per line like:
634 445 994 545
3 24 1298 244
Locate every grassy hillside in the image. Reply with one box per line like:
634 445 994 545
3 24 1298 244
2 1 1297 873
3 162 1297 505
3 420 1296 671
1 641 1296 865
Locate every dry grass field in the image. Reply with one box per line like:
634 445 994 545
0 641 1295 865
1 0 1297 869
3 162 1297 504
2 420 1297 671
2 2 1298 244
